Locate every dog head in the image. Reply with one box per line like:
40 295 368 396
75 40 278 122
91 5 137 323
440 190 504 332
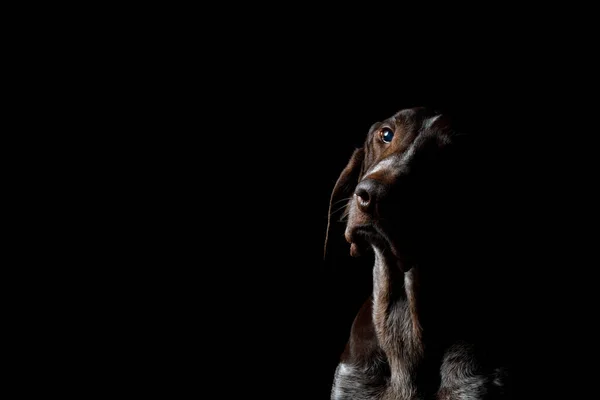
325 107 470 270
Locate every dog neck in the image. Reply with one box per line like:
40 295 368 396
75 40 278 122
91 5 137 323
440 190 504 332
372 247 441 398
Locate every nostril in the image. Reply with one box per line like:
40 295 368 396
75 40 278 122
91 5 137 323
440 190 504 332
355 187 371 210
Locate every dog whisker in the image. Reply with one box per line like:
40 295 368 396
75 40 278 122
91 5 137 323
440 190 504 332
330 196 353 207
340 208 350 221
330 203 350 218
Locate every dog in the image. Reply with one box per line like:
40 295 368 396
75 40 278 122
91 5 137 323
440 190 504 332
325 107 511 399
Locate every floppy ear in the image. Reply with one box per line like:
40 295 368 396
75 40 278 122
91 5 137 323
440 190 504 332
324 148 365 260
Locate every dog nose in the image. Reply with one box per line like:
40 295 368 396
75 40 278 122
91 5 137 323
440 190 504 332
355 179 382 213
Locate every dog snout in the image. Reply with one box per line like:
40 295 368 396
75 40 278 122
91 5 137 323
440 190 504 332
354 179 385 214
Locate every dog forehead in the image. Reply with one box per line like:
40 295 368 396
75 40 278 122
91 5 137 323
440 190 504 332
423 114 442 130
367 107 434 136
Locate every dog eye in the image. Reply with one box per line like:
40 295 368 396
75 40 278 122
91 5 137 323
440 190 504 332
380 128 394 143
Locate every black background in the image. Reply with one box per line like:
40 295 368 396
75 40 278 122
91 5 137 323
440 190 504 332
110 36 597 399
158 75 530 398
24 7 599 398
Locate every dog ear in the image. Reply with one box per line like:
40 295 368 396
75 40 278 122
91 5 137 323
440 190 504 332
324 148 365 260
